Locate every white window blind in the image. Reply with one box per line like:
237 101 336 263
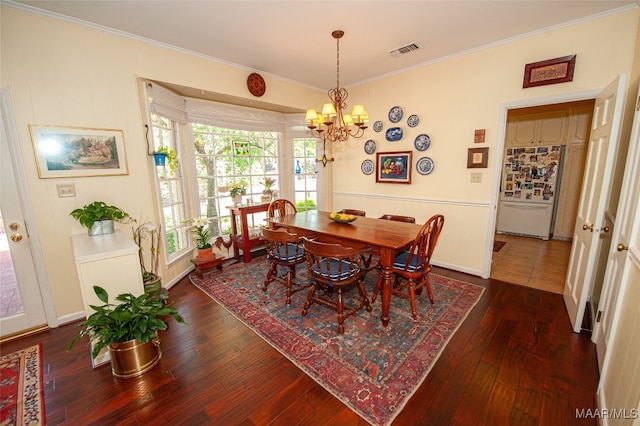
185 98 286 132
146 82 187 124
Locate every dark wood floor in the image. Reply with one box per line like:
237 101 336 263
0 263 599 425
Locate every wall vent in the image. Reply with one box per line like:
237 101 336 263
389 42 421 58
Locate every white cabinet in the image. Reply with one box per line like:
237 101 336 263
505 112 568 147
72 230 144 367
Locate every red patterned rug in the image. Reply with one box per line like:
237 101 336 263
0 344 45 425
190 257 484 425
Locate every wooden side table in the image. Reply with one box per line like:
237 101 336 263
190 255 223 278
227 202 270 263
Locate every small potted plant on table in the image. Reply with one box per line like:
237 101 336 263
261 177 276 202
229 181 247 205
70 201 132 236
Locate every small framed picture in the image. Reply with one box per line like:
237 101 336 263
29 125 128 178
523 54 576 88
467 147 489 168
376 151 412 184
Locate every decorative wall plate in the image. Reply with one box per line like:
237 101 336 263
373 121 383 132
361 159 374 175
386 127 403 142
407 114 419 127
414 134 431 151
388 106 403 123
416 157 434 175
247 73 266 97
364 140 376 154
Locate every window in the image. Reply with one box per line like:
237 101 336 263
191 123 280 239
149 113 189 260
292 137 318 211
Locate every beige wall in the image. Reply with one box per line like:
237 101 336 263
1 7 325 321
335 9 639 274
2 5 639 322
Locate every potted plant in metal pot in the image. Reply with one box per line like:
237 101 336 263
70 201 132 236
67 285 184 379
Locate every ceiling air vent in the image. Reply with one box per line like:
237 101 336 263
388 42 421 58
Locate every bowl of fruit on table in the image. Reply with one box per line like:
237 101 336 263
328 212 357 223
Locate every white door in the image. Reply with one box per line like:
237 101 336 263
592 85 640 371
0 89 48 338
564 75 627 332
595 124 640 421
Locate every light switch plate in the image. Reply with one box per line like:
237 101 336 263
56 183 76 198
470 173 482 183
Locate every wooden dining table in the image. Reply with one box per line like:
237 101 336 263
268 210 423 327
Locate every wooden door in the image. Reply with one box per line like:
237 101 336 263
564 75 627 333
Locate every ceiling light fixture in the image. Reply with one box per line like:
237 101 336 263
305 30 369 147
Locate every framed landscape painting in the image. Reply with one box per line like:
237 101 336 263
29 125 128 178
376 151 412 184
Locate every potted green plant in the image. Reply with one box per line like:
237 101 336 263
185 217 213 258
70 201 132 236
229 181 247 205
154 146 178 173
133 221 163 297
67 285 184 379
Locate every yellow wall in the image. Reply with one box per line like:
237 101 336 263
1 7 325 321
335 9 639 274
2 5 639 322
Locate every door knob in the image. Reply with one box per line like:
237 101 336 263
601 226 610 233
583 224 594 232
9 222 20 231
617 243 629 252
10 233 23 242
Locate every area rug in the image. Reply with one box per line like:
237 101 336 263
190 257 484 426
0 344 45 426
493 240 506 252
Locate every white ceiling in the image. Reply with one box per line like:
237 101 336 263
7 1 640 91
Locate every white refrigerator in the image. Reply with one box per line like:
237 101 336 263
496 145 563 240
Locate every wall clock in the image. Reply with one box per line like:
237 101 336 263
247 73 266 97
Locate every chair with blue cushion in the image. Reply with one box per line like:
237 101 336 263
301 237 372 334
372 214 445 320
262 226 308 305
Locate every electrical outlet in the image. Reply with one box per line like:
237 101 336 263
56 183 76 198
470 173 482 183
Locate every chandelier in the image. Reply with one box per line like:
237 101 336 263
305 30 369 145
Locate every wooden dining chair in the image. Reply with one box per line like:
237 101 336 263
301 237 372 334
378 214 416 223
363 214 417 271
338 209 366 217
268 198 297 219
261 227 308 305
372 214 445 320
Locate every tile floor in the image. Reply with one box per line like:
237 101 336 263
0 223 22 317
491 233 572 294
